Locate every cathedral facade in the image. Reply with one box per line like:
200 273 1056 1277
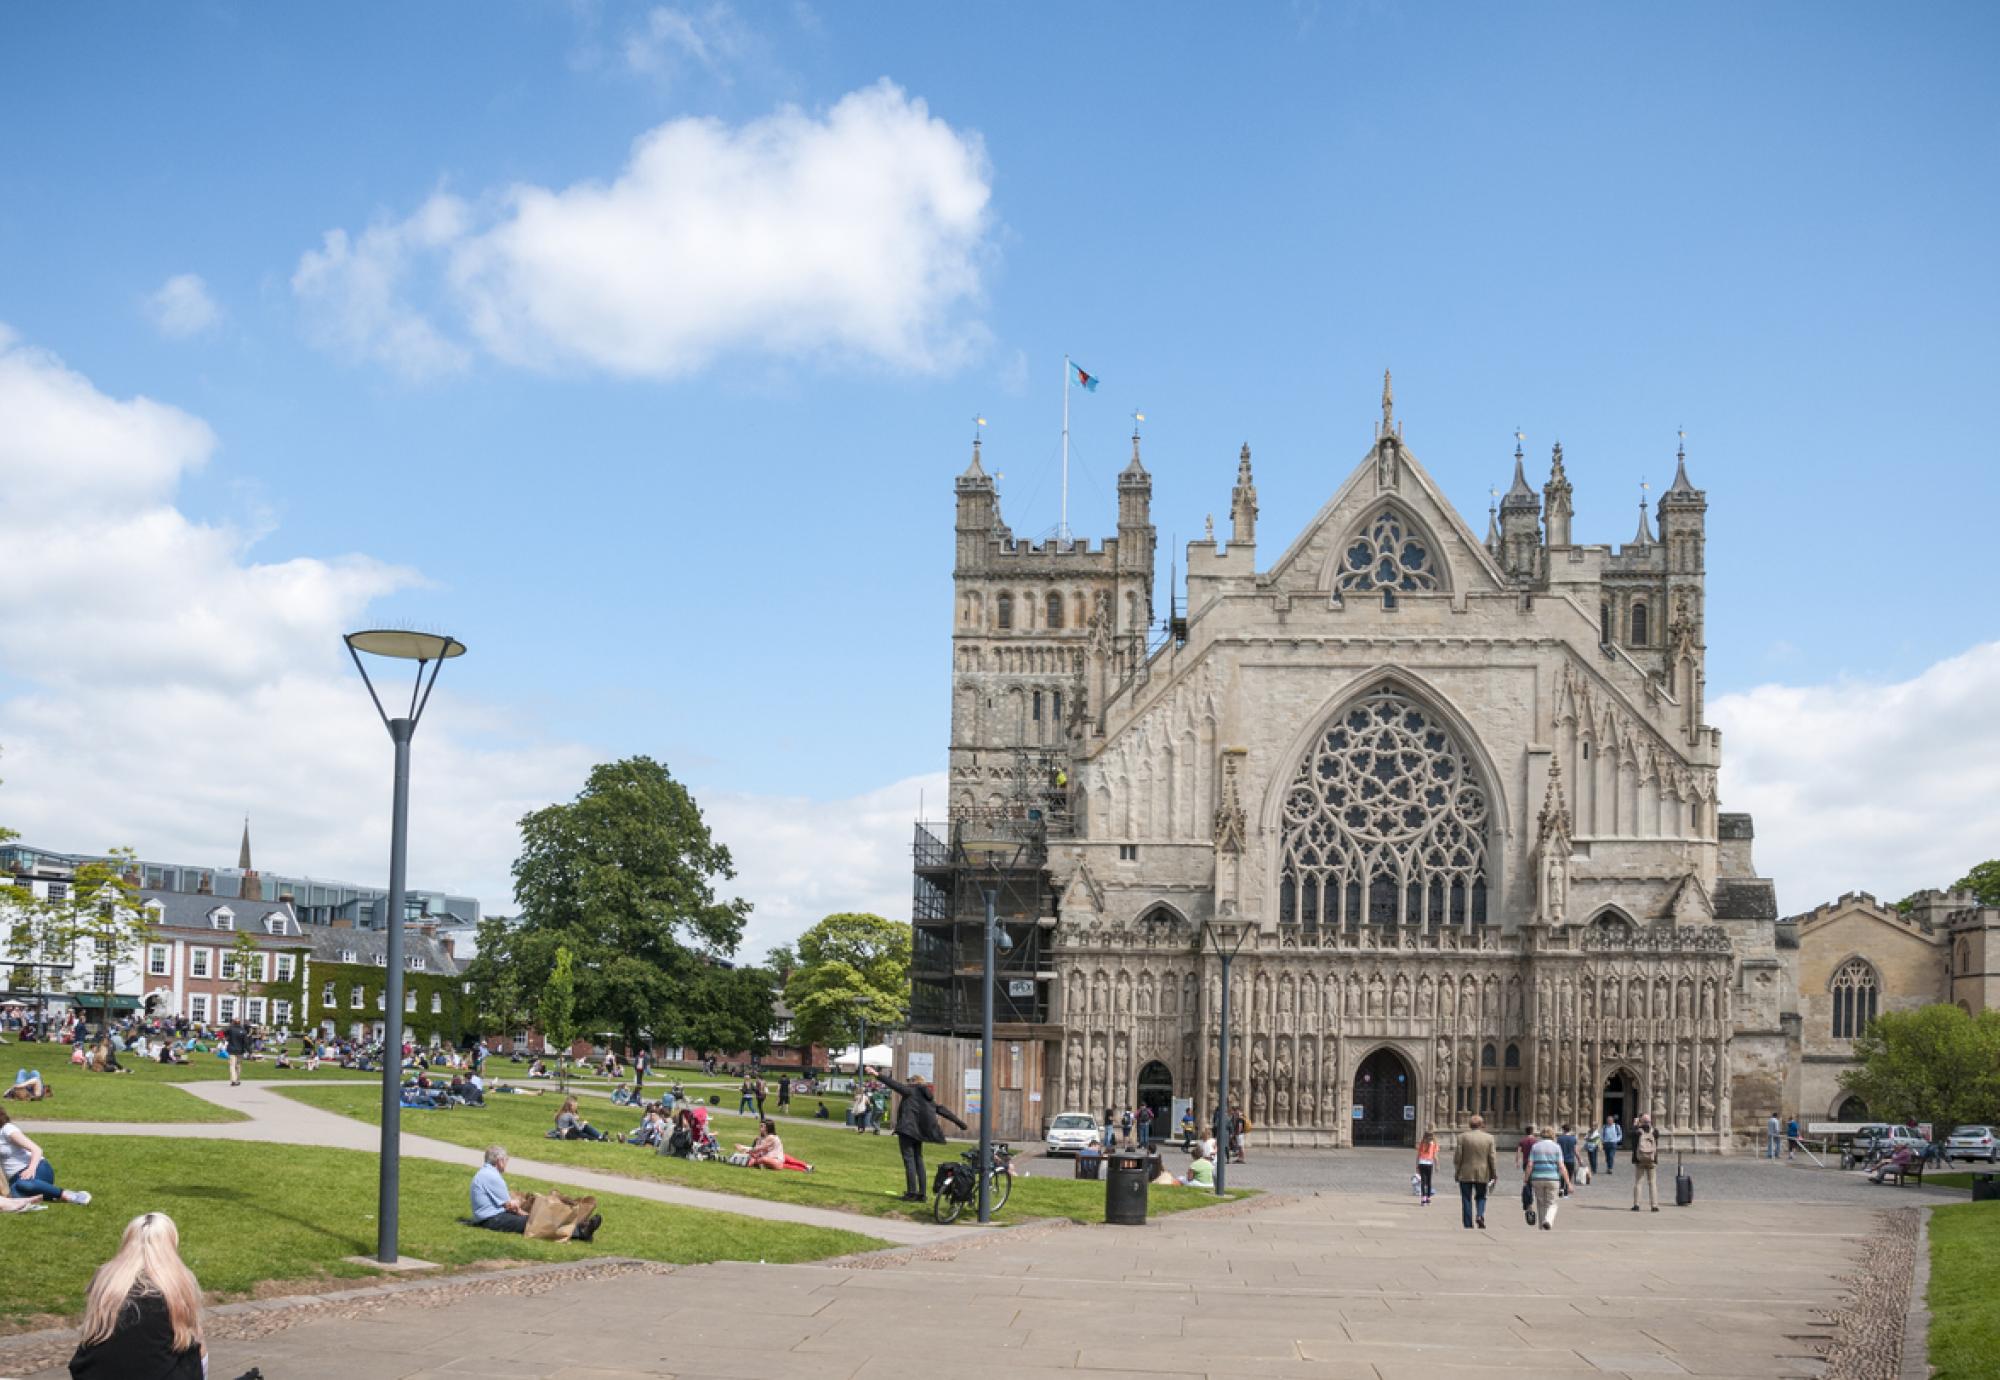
942 380 1785 1150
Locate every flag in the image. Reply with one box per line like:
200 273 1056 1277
1072 362 1099 392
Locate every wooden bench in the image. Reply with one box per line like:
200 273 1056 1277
1883 1160 1925 1186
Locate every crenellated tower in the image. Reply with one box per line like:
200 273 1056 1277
1498 437 1543 579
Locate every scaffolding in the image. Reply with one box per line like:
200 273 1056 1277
909 814 1058 1038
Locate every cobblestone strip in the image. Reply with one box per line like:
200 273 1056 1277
1902 1207 1933 1380
1819 1205 1919 1380
0 1257 671 1378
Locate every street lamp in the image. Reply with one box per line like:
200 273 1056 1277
977 880 1013 1224
1203 920 1250 1197
344 629 465 1265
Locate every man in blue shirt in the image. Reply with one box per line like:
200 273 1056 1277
1602 1115 1623 1174
471 1145 528 1233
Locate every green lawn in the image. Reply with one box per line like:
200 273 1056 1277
1924 1172 1979 1192
282 1083 1246 1225
0 1055 376 1124
1927 1202 2000 1379
0 1134 882 1330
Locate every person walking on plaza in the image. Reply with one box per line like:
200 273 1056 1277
778 1073 791 1113
68 1213 205 1379
1786 1114 1800 1161
866 1065 967 1203
1415 1129 1439 1205
223 1018 250 1088
1453 1113 1498 1229
1767 1112 1781 1159
738 1076 757 1116
1556 1124 1579 1196
1136 1102 1154 1149
1602 1114 1622 1175
1584 1122 1601 1176
1527 1127 1572 1229
1630 1113 1661 1212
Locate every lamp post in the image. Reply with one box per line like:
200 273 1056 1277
1203 921 1249 1197
977 880 1012 1224
344 629 465 1265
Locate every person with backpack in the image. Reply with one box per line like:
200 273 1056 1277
1135 1103 1154 1149
1601 1114 1622 1175
1629 1113 1661 1212
1526 1127 1572 1230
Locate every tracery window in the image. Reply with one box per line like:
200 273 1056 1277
1831 958 1878 1039
1336 509 1441 609
1277 683 1490 929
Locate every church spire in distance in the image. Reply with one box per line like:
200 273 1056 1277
1543 439 1573 546
238 816 252 871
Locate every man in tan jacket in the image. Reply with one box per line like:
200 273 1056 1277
1452 1113 1499 1230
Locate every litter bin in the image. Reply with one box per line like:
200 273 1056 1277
1073 1151 1103 1181
1973 1174 2000 1203
1105 1150 1154 1225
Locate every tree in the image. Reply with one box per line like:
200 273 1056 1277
510 757 750 1055
463 914 527 1040
227 928 262 1022
1839 1004 2000 1133
539 946 580 1089
1949 861 2000 908
763 943 799 986
784 912 911 1050
678 964 778 1061
56 848 152 1029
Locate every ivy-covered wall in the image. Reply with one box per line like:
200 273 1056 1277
264 953 474 1046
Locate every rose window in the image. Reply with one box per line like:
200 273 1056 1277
1337 509 1441 608
1279 684 1489 928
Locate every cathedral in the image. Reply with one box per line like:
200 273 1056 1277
933 376 1788 1150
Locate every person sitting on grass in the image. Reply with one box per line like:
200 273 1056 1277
1184 1147 1217 1188
528 1058 551 1079
554 1096 606 1141
6 1070 47 1102
69 1043 87 1067
610 1082 634 1106
67 1212 205 1379
0 1108 89 1205
626 1106 668 1147
272 1048 293 1070
814 1100 831 1120
94 1043 130 1075
469 1145 603 1243
736 1119 811 1172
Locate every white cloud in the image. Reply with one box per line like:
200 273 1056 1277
144 274 221 339
0 324 930 953
622 4 745 77
705 771 942 959
293 81 993 380
1713 641 2000 913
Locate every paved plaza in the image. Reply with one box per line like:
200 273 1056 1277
14 1148 1922 1380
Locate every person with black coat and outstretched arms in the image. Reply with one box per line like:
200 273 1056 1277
866 1065 968 1202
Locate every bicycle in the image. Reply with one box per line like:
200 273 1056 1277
931 1142 1014 1223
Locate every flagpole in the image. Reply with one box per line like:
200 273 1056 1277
1061 353 1071 544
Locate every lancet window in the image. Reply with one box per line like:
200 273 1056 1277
1336 509 1441 609
1830 958 1878 1039
1277 683 1490 929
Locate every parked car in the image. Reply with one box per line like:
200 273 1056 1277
1844 1124 1930 1166
1946 1125 1999 1163
1044 1111 1102 1157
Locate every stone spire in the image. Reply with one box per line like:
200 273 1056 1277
1498 432 1543 578
957 434 990 487
1230 442 1258 546
1664 431 1698 497
1484 490 1500 553
1543 441 1573 547
1631 485 1656 547
238 817 252 871
237 817 260 901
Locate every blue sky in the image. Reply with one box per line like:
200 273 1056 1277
0 3 1995 947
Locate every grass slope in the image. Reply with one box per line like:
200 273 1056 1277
0 1055 382 1124
1927 1202 2000 1379
283 1083 1245 1225
0 1134 881 1330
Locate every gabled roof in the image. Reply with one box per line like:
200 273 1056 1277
141 888 302 938
303 926 463 976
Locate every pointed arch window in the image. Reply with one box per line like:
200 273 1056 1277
1630 601 1649 646
1831 958 1879 1039
1277 682 1490 930
1336 509 1442 609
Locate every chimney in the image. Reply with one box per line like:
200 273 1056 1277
196 872 213 897
279 889 295 904
440 936 455 958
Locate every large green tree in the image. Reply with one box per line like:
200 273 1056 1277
678 964 779 1060
510 757 749 1055
783 911 910 1050
1948 861 2000 908
1839 1004 2000 1133
462 914 527 1038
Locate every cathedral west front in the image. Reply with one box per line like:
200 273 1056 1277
923 378 1794 1150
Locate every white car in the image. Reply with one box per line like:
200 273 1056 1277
1946 1125 1998 1163
1044 1111 1102 1156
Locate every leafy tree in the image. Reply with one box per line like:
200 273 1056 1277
763 943 799 986
1839 1004 2000 1133
227 928 262 1020
678 964 778 1060
463 914 526 1038
1948 861 2000 908
510 756 749 1055
539 946 579 1089
56 848 152 1028
784 912 910 1050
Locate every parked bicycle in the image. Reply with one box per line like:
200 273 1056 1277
931 1142 1014 1223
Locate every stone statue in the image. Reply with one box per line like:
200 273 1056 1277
1417 973 1435 1016
1700 979 1716 1021
1368 974 1386 1018
1066 1041 1084 1093
1534 759 1574 924
1391 975 1410 1017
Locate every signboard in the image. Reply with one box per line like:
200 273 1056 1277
1352 1105 1364 1120
1007 979 1035 998
1403 1105 1416 1121
963 1068 983 1116
1171 1097 1193 1133
906 1052 934 1084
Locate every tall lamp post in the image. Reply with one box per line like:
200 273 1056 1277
344 629 466 1265
1203 921 1249 1197
977 879 1013 1224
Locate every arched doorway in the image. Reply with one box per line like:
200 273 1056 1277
1601 1068 1638 1130
1351 1047 1416 1146
1835 1095 1869 1122
1136 1061 1174 1139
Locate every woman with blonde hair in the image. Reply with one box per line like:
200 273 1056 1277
69 1212 205 1379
